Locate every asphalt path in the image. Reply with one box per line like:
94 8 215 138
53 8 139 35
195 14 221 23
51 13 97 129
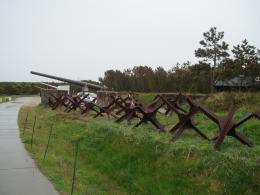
0 97 59 195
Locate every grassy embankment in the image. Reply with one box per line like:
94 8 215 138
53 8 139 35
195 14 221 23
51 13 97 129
18 92 260 195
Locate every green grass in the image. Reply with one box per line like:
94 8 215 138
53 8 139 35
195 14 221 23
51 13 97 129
137 93 157 103
138 92 260 111
204 92 260 111
18 93 260 195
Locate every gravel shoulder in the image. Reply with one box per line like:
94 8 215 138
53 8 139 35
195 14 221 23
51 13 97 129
22 96 41 107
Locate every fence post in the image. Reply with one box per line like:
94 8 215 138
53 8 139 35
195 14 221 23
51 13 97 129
128 156 133 195
30 116 37 148
43 124 54 160
23 112 29 136
71 140 80 195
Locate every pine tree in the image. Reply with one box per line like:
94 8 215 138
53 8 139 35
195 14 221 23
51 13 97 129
195 27 229 92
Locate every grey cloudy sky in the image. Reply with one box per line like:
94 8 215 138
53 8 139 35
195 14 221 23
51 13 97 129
0 0 259 82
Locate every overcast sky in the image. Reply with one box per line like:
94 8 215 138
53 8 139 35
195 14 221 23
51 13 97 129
0 0 259 82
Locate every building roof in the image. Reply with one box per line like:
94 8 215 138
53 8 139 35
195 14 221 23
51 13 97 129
214 76 256 87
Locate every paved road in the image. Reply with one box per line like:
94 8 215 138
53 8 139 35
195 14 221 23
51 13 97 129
0 97 59 195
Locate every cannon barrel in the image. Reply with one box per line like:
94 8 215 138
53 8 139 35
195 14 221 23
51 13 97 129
30 71 105 90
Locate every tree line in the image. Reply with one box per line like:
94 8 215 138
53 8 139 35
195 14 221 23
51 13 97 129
0 81 101 95
0 82 39 95
99 27 260 93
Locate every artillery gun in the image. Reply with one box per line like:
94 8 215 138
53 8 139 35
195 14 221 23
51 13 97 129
31 71 106 103
30 71 106 92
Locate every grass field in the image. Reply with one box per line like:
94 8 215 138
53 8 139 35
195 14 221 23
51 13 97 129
18 92 260 195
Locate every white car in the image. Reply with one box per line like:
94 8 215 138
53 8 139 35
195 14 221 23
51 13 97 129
77 92 97 103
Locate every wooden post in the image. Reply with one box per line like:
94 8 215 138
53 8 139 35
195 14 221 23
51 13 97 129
23 112 29 136
128 157 132 195
71 140 80 195
43 124 54 160
30 116 37 148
